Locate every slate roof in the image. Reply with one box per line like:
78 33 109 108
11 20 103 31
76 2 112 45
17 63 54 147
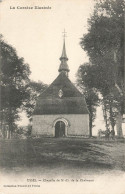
33 72 89 115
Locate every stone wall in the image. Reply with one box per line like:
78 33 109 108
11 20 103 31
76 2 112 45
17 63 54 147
32 114 89 137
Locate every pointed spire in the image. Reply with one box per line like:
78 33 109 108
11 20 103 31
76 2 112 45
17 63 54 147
61 39 68 59
58 30 70 76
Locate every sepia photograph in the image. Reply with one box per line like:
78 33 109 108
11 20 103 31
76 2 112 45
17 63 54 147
0 0 125 193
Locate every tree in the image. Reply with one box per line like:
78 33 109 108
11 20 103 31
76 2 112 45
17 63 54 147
0 35 31 138
77 63 99 137
23 81 48 121
102 93 119 132
80 0 124 137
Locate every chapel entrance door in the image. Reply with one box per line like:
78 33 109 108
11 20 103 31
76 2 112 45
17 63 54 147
55 121 65 137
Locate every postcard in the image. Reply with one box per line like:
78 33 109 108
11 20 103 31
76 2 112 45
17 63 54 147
0 0 125 193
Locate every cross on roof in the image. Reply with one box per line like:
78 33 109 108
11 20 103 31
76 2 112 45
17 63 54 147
62 29 67 39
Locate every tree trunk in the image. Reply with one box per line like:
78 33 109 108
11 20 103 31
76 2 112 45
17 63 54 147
89 114 92 137
8 106 12 139
109 103 115 132
116 111 123 137
102 102 109 130
6 130 9 139
8 123 12 139
8 130 12 139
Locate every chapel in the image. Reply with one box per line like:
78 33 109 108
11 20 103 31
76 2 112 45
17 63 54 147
32 39 89 137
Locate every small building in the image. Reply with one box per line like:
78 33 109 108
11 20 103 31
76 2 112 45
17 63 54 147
32 40 89 137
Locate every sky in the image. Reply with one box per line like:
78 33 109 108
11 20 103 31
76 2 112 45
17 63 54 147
0 0 94 84
1 0 124 134
0 0 95 124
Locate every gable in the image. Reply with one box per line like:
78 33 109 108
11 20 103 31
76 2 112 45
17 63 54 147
39 72 83 98
34 72 89 115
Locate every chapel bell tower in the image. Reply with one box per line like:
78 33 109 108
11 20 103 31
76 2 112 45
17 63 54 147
58 31 70 77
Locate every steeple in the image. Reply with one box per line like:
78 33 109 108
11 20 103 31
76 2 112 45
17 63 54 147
58 30 70 76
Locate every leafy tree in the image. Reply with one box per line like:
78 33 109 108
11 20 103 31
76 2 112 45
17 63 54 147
80 0 124 137
102 93 119 131
77 63 99 137
0 35 31 138
23 81 48 121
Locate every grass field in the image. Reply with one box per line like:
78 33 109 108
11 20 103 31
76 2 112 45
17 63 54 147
0 137 125 177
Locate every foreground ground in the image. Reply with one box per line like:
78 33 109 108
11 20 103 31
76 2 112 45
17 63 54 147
0 137 125 177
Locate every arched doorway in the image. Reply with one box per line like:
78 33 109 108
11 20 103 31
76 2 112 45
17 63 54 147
55 121 65 137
